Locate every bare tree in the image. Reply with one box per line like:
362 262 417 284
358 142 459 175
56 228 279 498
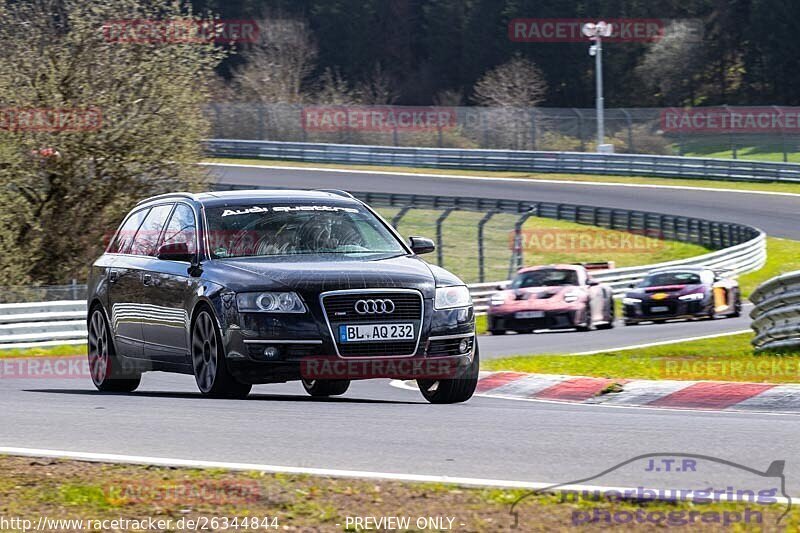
472 55 547 108
315 67 358 105
471 55 547 150
636 21 706 106
230 18 318 103
356 63 399 105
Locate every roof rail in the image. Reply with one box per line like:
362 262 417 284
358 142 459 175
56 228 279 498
136 192 197 206
316 189 355 199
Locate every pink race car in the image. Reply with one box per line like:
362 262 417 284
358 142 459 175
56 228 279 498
487 264 615 335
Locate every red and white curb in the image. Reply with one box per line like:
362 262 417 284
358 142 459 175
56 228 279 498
472 372 800 413
393 372 800 413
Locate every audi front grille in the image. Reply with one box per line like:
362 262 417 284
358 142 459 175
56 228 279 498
320 289 424 357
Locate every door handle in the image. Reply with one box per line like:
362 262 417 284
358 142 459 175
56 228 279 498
143 273 152 286
108 270 119 283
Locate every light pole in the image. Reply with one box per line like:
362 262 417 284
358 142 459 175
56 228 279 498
582 21 613 153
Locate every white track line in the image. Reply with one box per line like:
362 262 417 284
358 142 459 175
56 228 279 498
0 446 791 504
202 162 800 198
571 329 753 355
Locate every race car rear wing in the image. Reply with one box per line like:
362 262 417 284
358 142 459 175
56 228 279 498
572 261 616 271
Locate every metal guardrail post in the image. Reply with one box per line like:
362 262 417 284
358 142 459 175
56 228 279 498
508 212 534 278
435 208 456 267
392 206 413 228
477 211 497 283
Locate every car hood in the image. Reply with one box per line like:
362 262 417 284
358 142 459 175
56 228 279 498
203 253 442 296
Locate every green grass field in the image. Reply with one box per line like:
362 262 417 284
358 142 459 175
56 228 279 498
373 207 709 284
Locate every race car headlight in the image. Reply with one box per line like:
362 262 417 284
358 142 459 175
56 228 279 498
564 290 581 303
236 292 306 313
435 285 472 310
679 292 705 302
622 297 642 305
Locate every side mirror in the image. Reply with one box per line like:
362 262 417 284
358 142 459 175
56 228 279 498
157 241 193 262
587 278 600 287
409 236 435 255
628 283 636 289
497 281 511 290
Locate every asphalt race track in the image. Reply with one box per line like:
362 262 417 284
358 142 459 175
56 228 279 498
2 373 799 493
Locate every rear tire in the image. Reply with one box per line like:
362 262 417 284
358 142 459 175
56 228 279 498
302 379 351 397
191 308 252 399
418 344 480 404
576 304 593 332
88 307 141 393
596 301 616 330
515 329 534 335
731 294 742 317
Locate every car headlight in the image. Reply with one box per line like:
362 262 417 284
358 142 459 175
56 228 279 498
679 292 705 302
236 292 306 313
623 297 642 305
564 290 581 303
435 285 472 310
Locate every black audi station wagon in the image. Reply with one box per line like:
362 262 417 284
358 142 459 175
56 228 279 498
87 190 478 403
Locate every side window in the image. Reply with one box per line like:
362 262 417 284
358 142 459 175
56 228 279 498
159 203 197 255
129 204 174 256
108 208 150 254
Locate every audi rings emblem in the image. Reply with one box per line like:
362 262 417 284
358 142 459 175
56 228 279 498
355 299 395 315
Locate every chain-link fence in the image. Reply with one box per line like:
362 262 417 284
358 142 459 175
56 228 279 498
208 103 800 162
0 282 86 303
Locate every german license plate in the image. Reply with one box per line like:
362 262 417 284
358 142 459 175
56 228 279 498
515 311 544 319
339 323 414 343
651 306 669 313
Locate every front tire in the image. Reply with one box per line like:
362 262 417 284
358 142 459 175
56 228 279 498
489 330 507 335
302 379 350 397
191 308 251 399
88 308 141 393
417 344 480 404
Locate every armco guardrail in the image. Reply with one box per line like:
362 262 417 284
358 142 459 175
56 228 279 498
750 272 800 352
0 301 87 349
206 139 800 183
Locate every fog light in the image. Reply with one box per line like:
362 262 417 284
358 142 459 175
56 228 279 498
264 346 280 359
459 339 470 353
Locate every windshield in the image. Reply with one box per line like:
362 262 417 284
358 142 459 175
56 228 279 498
639 272 702 287
204 203 406 258
511 269 579 288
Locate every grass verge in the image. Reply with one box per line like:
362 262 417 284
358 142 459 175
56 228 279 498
740 237 800 297
0 344 85 358
482 332 800 384
205 157 800 195
0 456 792 532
